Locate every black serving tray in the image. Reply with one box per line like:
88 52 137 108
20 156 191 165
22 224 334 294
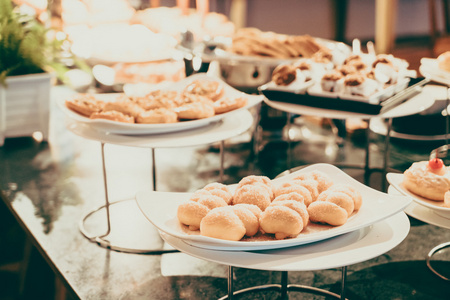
259 77 429 115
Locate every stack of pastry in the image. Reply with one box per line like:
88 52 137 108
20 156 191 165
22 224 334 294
65 78 248 124
228 28 327 59
271 49 410 98
177 170 363 241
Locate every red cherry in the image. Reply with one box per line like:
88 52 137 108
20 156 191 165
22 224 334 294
428 158 444 169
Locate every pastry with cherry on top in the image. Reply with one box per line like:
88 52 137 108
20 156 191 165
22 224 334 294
403 158 450 201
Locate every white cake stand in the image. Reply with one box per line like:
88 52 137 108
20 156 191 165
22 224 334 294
161 212 410 299
66 110 254 254
388 185 450 281
263 82 437 191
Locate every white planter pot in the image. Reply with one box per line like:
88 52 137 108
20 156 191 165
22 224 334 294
0 72 52 146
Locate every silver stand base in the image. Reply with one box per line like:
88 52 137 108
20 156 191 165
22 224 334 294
219 266 348 300
79 141 226 254
426 241 450 281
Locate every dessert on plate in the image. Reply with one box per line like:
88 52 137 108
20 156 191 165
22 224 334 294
65 78 248 124
403 158 450 203
177 170 363 241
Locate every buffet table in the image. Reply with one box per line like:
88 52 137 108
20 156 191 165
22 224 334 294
1 86 450 299
263 82 439 191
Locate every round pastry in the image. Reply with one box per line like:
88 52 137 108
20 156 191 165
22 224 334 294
307 201 348 226
373 61 399 84
346 59 367 72
90 110 135 123
174 101 215 119
343 73 378 97
177 201 211 231
270 200 309 227
177 194 228 230
230 204 261 237
438 51 450 72
317 190 355 216
371 54 393 68
136 108 178 124
132 90 181 110
189 189 213 201
65 94 105 117
200 207 246 241
236 175 275 200
293 59 313 80
274 182 313 207
343 54 362 65
272 64 297 86
213 96 248 114
320 70 344 93
325 184 362 211
272 192 306 204
233 184 272 211
203 182 233 204
343 73 365 92
233 203 262 220
183 79 224 102
103 100 145 118
260 205 304 240
294 170 333 194
336 64 357 76
312 49 333 64
292 179 319 202
196 194 228 210
403 159 450 201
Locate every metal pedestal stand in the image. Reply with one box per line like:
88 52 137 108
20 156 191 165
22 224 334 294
426 242 450 281
426 135 450 281
220 266 348 300
79 141 225 254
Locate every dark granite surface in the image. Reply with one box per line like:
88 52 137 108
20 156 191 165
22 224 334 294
1 86 450 299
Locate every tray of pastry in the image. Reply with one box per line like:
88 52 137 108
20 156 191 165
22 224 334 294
179 28 351 90
58 74 264 135
259 53 425 115
136 163 411 251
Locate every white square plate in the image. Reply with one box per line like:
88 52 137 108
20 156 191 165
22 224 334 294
57 73 263 135
136 164 411 251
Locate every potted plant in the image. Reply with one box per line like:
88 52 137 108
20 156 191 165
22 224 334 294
0 0 67 146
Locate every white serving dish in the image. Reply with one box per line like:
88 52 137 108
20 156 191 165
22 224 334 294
386 172 450 219
57 73 264 135
161 212 410 271
388 186 450 228
136 163 411 251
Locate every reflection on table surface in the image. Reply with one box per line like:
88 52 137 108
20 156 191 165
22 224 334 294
0 86 449 299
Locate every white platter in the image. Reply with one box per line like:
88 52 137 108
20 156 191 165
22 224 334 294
65 109 253 148
420 58 450 86
57 74 264 135
160 212 410 271
388 186 450 229
386 173 450 218
136 163 411 251
264 83 434 120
